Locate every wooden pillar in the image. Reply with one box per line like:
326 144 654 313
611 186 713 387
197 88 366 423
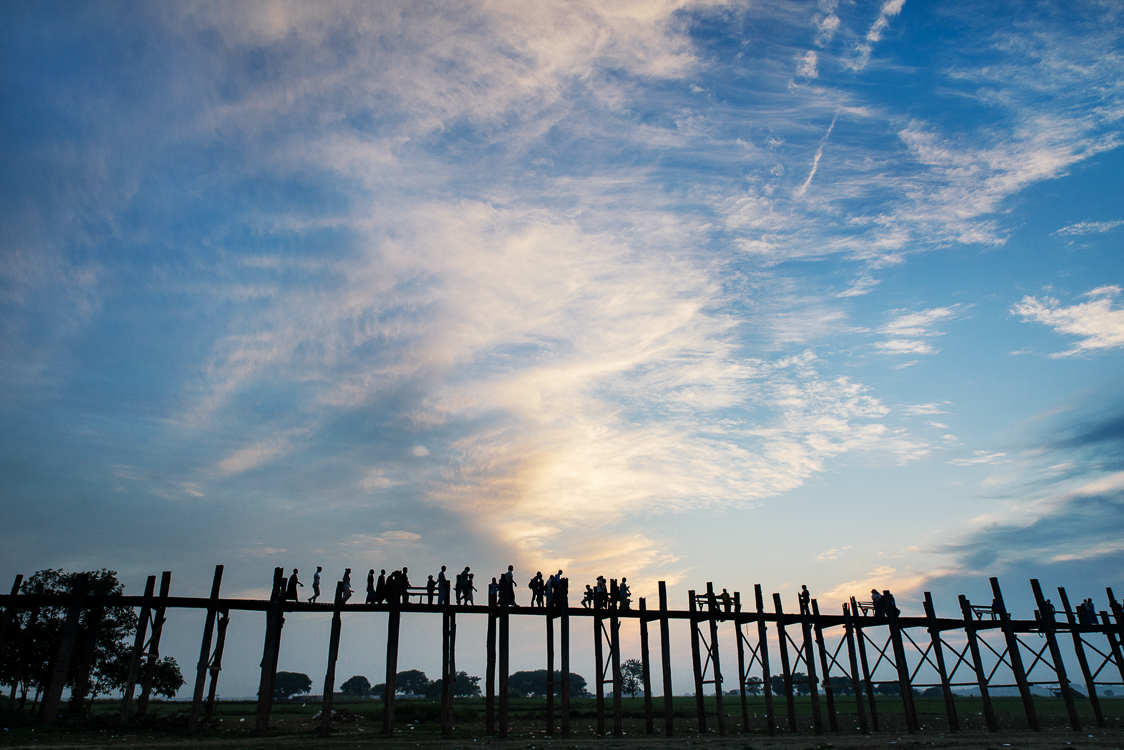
852 597 879 732
204 610 229 722
485 611 496 736
885 598 918 733
120 575 155 726
991 577 1038 730
41 573 87 724
1057 587 1104 727
611 580 623 737
811 600 838 732
137 571 171 718
561 599 571 738
922 592 958 732
320 582 345 736
440 608 456 738
546 612 555 736
755 585 776 735
735 594 750 733
254 567 286 736
705 583 726 736
499 607 510 738
659 581 674 737
69 598 105 715
0 574 23 656
640 597 654 735
959 595 997 732
1029 579 1080 730
843 604 869 734
383 597 401 737
799 596 822 735
189 564 224 733
772 593 797 732
688 589 707 733
1100 610 1124 688
595 607 606 735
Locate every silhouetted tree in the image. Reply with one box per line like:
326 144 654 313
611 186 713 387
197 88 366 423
507 670 588 697
744 676 763 695
340 675 372 696
621 659 643 697
395 669 432 697
273 671 312 700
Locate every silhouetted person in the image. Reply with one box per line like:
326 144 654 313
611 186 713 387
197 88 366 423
500 565 517 606
286 569 303 601
386 570 400 604
465 573 476 605
883 590 899 617
619 577 631 610
427 575 436 605
342 568 353 603
582 585 594 608
437 565 449 606
799 585 811 615
366 569 377 604
530 572 545 607
308 566 323 603
400 566 411 604
720 587 732 614
374 569 386 604
870 589 882 617
489 577 499 607
594 576 608 609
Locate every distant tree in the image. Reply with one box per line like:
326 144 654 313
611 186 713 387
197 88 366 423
826 676 853 696
621 659 643 697
874 681 901 696
149 657 185 699
770 673 809 696
372 683 387 700
273 672 313 700
0 569 138 715
340 675 372 696
423 671 482 699
744 676 763 696
507 670 588 697
395 669 432 697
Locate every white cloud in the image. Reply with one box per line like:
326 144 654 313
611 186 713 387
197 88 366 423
949 451 1007 466
1012 287 1124 356
875 306 960 355
796 50 818 79
358 469 399 491
411 446 430 457
848 0 905 72
1053 219 1124 236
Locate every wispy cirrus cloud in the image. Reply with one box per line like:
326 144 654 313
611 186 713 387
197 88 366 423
875 306 961 355
1053 220 1124 236
1012 286 1124 356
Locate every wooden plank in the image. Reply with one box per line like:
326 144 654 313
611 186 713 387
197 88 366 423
486 611 496 736
772 593 797 732
885 594 918 733
799 595 822 735
1030 579 1080 731
611 580 622 737
990 578 1038 731
1057 587 1104 728
734 593 750 733
383 598 401 736
189 565 224 733
499 608 510 738
811 599 838 732
688 589 707 733
254 568 286 736
959 595 997 733
561 601 571 739
594 607 606 735
546 612 555 736
843 603 869 734
922 592 958 732
754 585 776 736
119 575 155 727
42 573 87 724
705 582 725 736
639 598 654 735
137 571 171 718
319 582 345 737
204 609 229 722
852 597 879 732
659 581 674 737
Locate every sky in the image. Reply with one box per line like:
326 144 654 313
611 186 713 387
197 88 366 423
2 0 1124 697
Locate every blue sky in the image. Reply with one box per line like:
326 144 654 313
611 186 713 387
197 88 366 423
2 0 1124 695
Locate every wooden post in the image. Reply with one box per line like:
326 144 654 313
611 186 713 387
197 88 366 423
120 575 155 726
499 607 510 738
1057 587 1104 727
735 594 750 733
595 606 606 735
41 573 87 724
319 582 345 737
611 580 623 737
799 596 822 735
69 596 105 716
383 596 401 737
705 582 726 736
486 611 496 736
922 592 958 732
885 596 918 733
546 612 555 736
204 610 229 722
189 564 224 733
659 581 674 737
0 574 22 656
561 598 571 738
1030 579 1080 730
254 567 286 736
843 603 869 734
811 600 838 732
959 595 997 732
991 578 1038 730
852 597 879 732
1100 610 1124 688
640 597 654 735
137 571 171 718
688 589 707 733
755 585 776 735
773 593 797 732
440 608 456 738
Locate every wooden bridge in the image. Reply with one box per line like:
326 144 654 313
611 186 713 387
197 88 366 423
2 567 1124 739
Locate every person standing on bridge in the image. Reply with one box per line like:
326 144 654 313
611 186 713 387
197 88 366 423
437 565 449 605
374 569 386 604
342 568 353 603
308 566 322 603
286 569 303 601
799 585 811 615
366 569 377 604
464 573 477 605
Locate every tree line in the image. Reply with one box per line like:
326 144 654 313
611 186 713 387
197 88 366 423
271 668 592 701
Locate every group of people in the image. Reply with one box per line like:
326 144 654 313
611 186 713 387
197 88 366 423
277 564 570 608
579 576 631 610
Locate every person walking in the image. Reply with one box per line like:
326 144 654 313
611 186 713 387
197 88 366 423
286 569 303 601
366 569 377 604
374 569 386 604
342 568 353 603
308 566 323 603
464 573 477 605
